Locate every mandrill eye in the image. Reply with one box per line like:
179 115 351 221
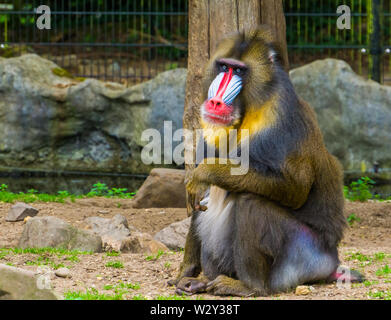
235 68 241 75
221 64 228 72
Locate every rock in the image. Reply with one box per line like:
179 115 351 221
295 285 314 296
290 59 391 171
18 216 102 252
0 54 186 174
0 264 59 299
154 217 191 250
85 215 168 253
6 202 38 222
132 168 186 208
124 232 169 254
55 267 71 278
85 214 131 252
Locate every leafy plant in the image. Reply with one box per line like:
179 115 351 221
347 213 361 226
0 182 136 203
344 177 375 202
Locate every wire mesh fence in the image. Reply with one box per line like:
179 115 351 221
0 0 390 85
0 0 188 85
284 0 391 85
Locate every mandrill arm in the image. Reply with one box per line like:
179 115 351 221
187 156 314 210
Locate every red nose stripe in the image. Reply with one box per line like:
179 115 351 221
216 68 233 99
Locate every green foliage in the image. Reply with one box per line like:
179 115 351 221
86 182 135 199
155 294 193 300
64 288 124 300
132 294 148 300
376 265 391 277
368 290 391 300
0 247 91 269
0 182 136 203
344 251 391 268
363 280 379 287
344 177 376 202
347 213 361 226
104 281 140 291
25 256 65 270
105 261 124 269
145 250 165 261
106 251 120 257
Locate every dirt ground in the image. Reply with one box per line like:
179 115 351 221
0 198 390 300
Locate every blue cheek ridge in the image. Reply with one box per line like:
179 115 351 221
207 72 243 105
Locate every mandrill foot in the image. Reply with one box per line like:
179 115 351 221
175 277 208 295
206 275 262 297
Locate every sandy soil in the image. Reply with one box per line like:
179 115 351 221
0 198 390 300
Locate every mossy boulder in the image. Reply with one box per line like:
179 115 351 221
0 54 186 174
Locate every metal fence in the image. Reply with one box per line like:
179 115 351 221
0 0 188 85
284 0 391 85
0 0 390 85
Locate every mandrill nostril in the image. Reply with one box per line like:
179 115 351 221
208 98 225 111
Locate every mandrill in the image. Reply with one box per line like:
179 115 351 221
171 25 362 297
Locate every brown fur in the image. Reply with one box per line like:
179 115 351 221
173 25 346 296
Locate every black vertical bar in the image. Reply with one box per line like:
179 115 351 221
369 0 382 82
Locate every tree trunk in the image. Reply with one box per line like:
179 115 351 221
183 0 289 215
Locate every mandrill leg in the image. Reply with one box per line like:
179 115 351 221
168 211 202 286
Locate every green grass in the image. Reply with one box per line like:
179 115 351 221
362 280 379 287
106 251 120 257
103 281 141 293
344 251 391 268
375 265 391 277
0 182 136 204
347 213 361 226
25 256 65 270
64 288 124 300
368 290 391 300
145 250 165 261
132 294 148 300
0 247 92 259
105 261 124 269
0 247 92 269
155 294 204 300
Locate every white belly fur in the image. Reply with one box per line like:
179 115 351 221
196 186 236 269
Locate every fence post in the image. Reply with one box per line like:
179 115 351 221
367 0 382 83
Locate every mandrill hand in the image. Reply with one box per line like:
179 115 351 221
186 165 211 196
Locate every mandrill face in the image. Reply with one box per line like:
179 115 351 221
201 28 280 128
202 58 246 126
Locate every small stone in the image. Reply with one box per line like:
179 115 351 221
6 202 38 222
55 267 71 278
295 285 311 295
98 210 110 214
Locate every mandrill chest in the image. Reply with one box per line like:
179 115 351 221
195 186 237 278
